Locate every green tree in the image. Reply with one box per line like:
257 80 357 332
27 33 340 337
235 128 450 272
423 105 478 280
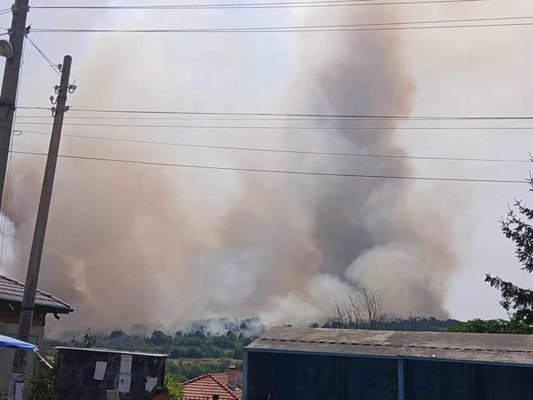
486 179 533 324
71 329 96 348
24 364 56 400
164 373 182 400
150 330 172 346
448 318 533 334
109 330 127 340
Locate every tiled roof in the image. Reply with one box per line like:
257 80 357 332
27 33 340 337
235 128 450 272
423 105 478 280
182 373 242 400
0 275 73 314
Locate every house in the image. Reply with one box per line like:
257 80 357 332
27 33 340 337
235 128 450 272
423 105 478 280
244 327 533 400
0 275 73 397
182 366 243 400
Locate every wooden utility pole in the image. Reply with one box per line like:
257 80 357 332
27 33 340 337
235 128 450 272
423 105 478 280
12 55 73 377
0 1 29 209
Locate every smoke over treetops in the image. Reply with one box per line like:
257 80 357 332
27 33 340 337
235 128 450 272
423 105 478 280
1 7 457 333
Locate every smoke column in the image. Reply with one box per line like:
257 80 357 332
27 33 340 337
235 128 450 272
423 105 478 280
2 6 456 332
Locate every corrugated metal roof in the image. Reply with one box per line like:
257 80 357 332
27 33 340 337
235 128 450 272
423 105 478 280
0 275 73 313
247 327 533 366
182 373 242 400
55 347 167 357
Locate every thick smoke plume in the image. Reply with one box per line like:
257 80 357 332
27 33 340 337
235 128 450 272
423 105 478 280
2 7 456 333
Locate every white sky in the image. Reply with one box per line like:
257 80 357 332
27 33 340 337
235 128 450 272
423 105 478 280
1 0 533 324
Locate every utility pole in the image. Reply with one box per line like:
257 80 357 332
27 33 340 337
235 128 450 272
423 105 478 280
12 55 73 384
0 0 29 210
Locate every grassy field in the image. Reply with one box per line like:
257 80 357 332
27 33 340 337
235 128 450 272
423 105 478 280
166 357 242 381
167 358 241 366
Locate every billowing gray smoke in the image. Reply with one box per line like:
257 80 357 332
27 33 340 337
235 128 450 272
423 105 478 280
1 7 456 333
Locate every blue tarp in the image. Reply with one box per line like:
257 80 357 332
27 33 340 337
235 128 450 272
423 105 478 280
0 334 37 351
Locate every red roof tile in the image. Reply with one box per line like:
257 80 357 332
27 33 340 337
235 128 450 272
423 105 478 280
182 373 242 400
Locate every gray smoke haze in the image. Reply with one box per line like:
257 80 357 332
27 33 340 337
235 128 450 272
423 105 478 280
1 7 457 333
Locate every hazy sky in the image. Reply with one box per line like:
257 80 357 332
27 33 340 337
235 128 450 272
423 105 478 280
1 0 533 330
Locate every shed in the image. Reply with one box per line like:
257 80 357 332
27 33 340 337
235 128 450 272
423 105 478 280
245 327 533 400
54 347 167 400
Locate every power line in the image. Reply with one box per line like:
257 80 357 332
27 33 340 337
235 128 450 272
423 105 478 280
14 113 533 126
9 150 527 184
14 121 533 132
17 114 350 122
24 35 61 76
20 129 531 163
30 0 487 10
17 106 533 121
31 17 533 34
18 106 52 111
30 22 533 34
16 114 533 125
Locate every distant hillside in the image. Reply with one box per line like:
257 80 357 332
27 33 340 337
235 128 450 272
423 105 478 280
43 316 462 382
322 316 462 332
45 316 461 357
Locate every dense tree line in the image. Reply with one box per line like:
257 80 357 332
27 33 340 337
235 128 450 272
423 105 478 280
47 329 253 360
448 319 533 334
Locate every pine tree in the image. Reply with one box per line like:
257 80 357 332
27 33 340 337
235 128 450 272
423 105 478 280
485 179 533 324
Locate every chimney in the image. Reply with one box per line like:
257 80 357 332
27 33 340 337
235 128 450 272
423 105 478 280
227 365 243 389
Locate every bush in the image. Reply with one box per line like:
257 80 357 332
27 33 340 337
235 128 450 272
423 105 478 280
71 329 96 348
150 330 172 346
24 365 56 400
448 319 533 334
164 373 182 399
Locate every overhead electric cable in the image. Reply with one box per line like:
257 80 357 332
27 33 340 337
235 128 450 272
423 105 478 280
19 130 531 163
31 15 533 34
17 114 533 125
14 121 533 132
24 35 61 76
31 0 488 10
17 106 533 121
9 150 527 184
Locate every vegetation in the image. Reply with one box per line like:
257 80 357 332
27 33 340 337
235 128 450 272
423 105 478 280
448 318 533 334
166 358 240 382
485 177 533 324
450 177 533 335
164 372 182 399
331 286 384 330
90 329 253 359
71 329 96 348
326 314 460 332
46 327 252 383
329 287 460 332
24 363 56 400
